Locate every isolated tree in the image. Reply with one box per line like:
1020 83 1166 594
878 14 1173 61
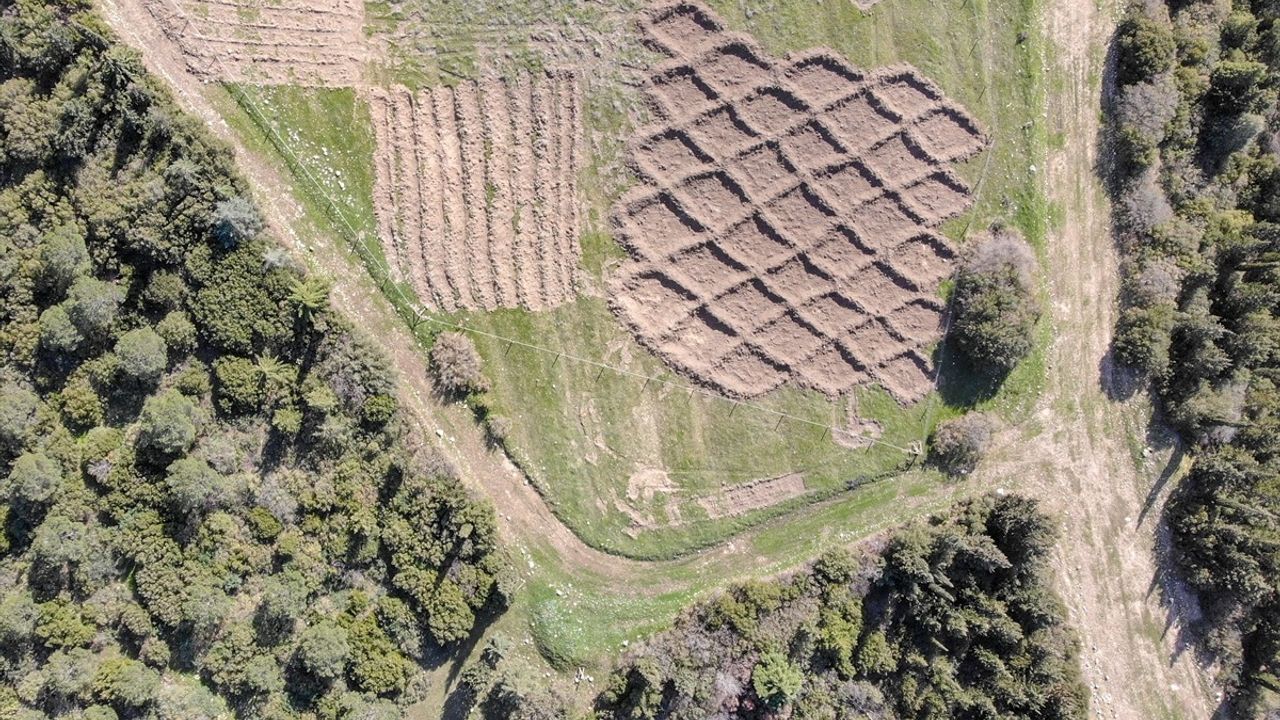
930 413 995 476
430 331 489 397
137 389 199 457
950 229 1040 373
115 327 167 385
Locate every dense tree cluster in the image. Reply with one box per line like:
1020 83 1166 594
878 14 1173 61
594 495 1086 720
949 228 1041 375
1106 1 1280 714
0 2 508 718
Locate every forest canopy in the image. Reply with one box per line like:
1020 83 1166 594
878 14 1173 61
0 2 509 718
1107 0 1280 715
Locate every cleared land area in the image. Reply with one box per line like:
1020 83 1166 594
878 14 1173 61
369 73 584 310
140 0 367 86
612 1 987 401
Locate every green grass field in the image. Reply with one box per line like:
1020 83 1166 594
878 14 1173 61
211 0 1053 668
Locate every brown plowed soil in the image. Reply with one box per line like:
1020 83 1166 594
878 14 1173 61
367 72 584 311
610 0 987 403
139 0 367 86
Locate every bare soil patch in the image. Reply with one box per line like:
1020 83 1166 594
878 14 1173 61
139 0 367 86
368 72 584 311
610 1 986 403
697 473 807 519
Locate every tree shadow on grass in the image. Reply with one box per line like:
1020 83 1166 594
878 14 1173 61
932 338 1011 410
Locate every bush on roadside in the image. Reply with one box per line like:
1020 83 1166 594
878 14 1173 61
930 412 995 476
949 229 1041 374
430 331 490 397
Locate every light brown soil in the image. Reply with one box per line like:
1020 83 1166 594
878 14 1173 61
610 0 987 404
697 473 807 519
367 72 584 311
139 0 367 86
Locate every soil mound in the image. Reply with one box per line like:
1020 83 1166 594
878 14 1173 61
369 72 584 311
610 1 987 403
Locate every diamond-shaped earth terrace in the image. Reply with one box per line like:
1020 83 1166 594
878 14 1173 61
609 0 988 403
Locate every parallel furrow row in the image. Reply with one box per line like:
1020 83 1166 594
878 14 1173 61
369 73 583 312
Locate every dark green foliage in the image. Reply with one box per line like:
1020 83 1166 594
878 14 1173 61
0 3 507 718
114 327 167 385
950 229 1040 374
296 622 350 681
595 496 1085 720
1108 3 1280 714
212 356 262 415
1115 14 1176 85
136 390 198 458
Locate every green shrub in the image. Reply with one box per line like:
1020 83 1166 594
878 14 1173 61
1115 14 1176 85
950 230 1040 373
752 651 804 708
137 389 199 457
347 615 410 695
297 621 350 680
114 327 167 385
165 457 235 515
212 356 262 416
155 311 197 357
0 383 39 452
929 413 995 476
38 225 90 294
93 658 159 708
66 277 122 341
5 452 61 506
59 375 103 429
38 304 82 354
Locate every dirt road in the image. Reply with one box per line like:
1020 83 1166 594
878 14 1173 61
991 0 1219 716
